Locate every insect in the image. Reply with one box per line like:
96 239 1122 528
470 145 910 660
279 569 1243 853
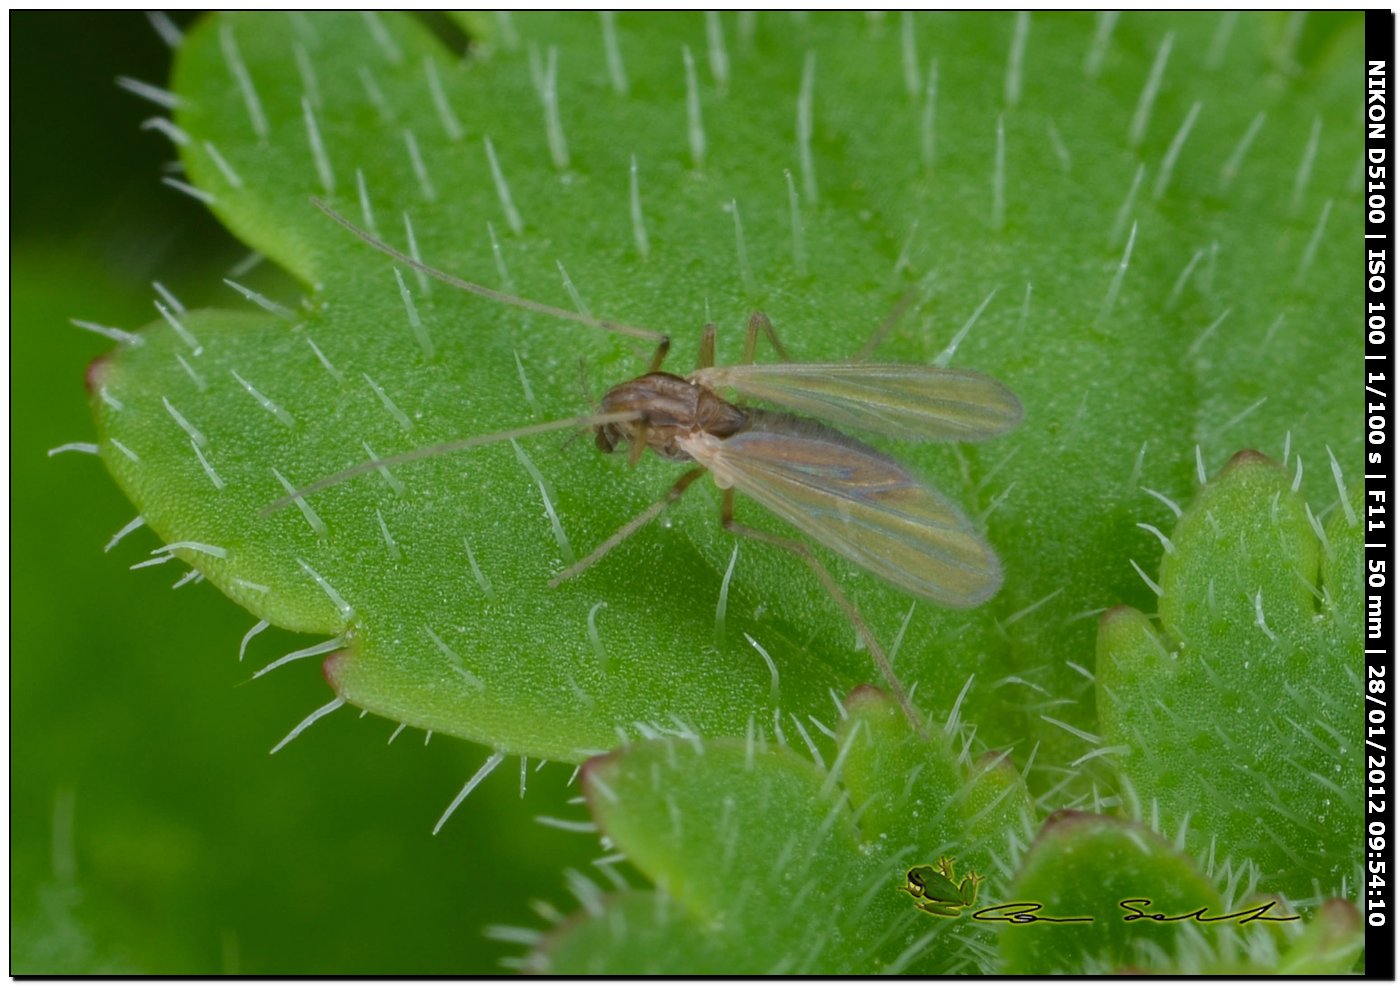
265 198 1023 733
900 857 985 918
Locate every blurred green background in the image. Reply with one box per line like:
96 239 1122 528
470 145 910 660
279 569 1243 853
12 12 592 973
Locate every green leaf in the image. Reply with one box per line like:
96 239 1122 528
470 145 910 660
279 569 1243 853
998 811 1363 974
90 11 1362 770
999 811 1223 973
839 684 1034 880
1270 898 1364 974
535 688 1033 974
1097 452 1362 902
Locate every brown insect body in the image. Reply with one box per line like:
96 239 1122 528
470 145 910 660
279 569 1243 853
593 368 1002 610
595 371 749 461
598 370 905 483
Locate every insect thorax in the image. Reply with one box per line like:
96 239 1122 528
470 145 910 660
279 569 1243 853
596 372 747 462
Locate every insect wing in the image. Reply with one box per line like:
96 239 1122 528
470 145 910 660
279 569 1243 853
686 423 1002 607
694 363 1022 442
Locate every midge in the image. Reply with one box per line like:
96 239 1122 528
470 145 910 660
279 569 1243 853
266 199 1023 732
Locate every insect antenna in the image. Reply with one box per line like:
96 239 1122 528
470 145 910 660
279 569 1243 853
259 410 642 516
311 197 667 345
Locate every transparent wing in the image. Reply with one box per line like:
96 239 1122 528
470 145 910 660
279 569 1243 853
693 363 1022 442
683 418 1002 607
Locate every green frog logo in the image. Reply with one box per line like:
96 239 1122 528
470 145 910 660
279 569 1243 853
900 857 984 918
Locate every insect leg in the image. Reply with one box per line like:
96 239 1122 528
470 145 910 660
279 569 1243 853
646 335 671 373
853 285 922 360
626 421 650 468
718 491 928 737
548 467 706 588
742 311 791 364
696 323 718 371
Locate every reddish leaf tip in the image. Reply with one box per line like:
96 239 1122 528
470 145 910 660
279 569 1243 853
1099 604 1140 628
85 353 112 395
1223 448 1276 471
